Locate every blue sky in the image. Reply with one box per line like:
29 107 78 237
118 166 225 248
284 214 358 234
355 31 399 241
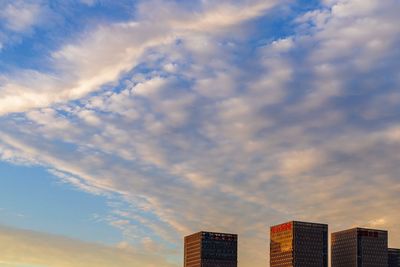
0 161 121 243
1 0 400 266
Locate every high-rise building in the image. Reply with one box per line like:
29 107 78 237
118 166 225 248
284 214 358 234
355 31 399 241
184 231 237 267
270 221 328 267
389 248 400 267
331 227 388 267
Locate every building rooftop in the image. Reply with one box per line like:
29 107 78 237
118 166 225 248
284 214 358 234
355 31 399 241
184 231 237 238
332 227 388 235
271 220 328 227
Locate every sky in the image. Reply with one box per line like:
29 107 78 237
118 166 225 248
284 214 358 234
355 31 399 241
0 0 399 266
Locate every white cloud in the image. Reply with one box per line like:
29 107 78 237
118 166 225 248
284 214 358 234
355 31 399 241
0 1 44 32
80 0 98 6
0 0 279 116
279 149 325 177
1 0 400 266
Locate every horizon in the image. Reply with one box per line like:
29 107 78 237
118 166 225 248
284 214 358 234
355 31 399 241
1 0 400 266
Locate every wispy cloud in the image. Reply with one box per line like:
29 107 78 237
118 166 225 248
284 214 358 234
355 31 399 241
0 0 55 50
0 1 44 32
0 0 400 266
0 225 175 267
0 0 279 115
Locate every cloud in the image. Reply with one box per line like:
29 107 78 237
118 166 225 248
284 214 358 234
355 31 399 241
1 0 400 266
0 1 44 32
0 0 56 50
0 225 175 267
0 0 279 116
80 0 98 6
279 149 325 176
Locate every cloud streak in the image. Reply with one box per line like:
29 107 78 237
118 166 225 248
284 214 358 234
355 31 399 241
0 225 175 267
0 0 400 266
0 0 279 115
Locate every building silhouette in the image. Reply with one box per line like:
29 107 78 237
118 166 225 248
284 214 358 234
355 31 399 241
389 248 400 267
184 231 237 267
331 227 388 267
270 221 328 267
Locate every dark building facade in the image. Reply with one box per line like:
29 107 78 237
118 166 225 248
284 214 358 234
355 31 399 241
270 221 328 267
184 231 237 267
331 227 388 267
389 248 400 267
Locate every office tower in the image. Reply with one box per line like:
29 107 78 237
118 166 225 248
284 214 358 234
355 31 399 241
331 227 388 267
389 248 400 267
184 231 237 267
270 221 328 267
